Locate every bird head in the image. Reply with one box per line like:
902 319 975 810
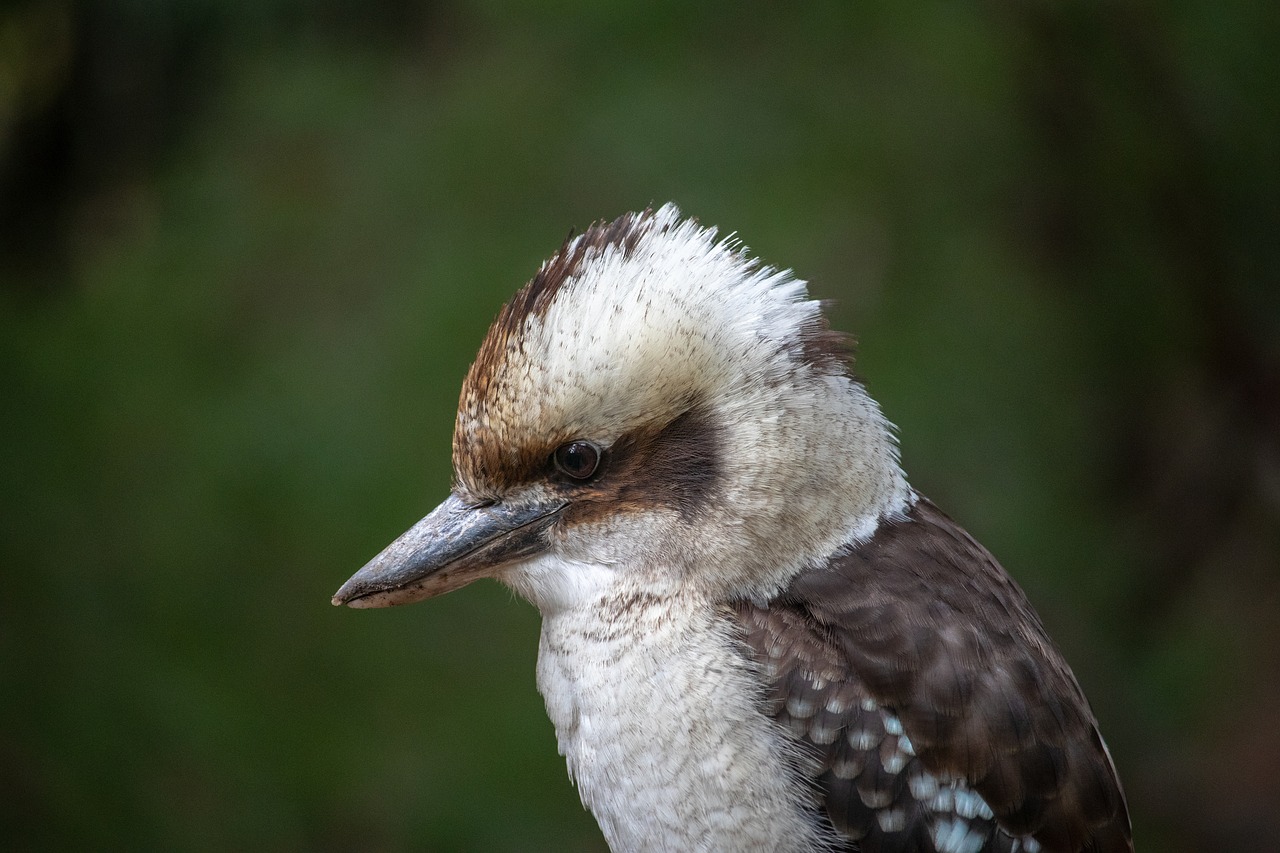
333 205 909 614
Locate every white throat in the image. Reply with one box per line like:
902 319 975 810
533 579 836 852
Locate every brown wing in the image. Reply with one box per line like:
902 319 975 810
732 497 1133 853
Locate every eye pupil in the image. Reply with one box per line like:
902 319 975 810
554 440 601 480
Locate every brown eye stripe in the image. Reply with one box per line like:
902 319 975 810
553 406 724 528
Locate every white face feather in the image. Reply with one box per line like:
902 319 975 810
494 209 818 442
455 204 912 608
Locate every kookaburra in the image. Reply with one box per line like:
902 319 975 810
333 205 1133 853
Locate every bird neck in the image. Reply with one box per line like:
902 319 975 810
535 587 834 852
699 374 913 600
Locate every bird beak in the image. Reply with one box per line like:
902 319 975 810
332 492 567 609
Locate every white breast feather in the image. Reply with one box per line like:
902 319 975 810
534 572 840 853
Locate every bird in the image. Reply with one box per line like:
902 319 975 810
332 204 1133 853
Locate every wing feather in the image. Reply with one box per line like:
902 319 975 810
732 497 1132 853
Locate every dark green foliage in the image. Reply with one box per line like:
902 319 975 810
2 2 1276 850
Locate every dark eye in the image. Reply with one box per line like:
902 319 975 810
553 440 602 480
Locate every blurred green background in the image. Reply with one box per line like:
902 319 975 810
2 1 1277 850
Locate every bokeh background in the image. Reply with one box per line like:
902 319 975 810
3 1 1278 850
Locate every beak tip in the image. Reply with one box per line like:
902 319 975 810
332 576 393 609
331 580 363 608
